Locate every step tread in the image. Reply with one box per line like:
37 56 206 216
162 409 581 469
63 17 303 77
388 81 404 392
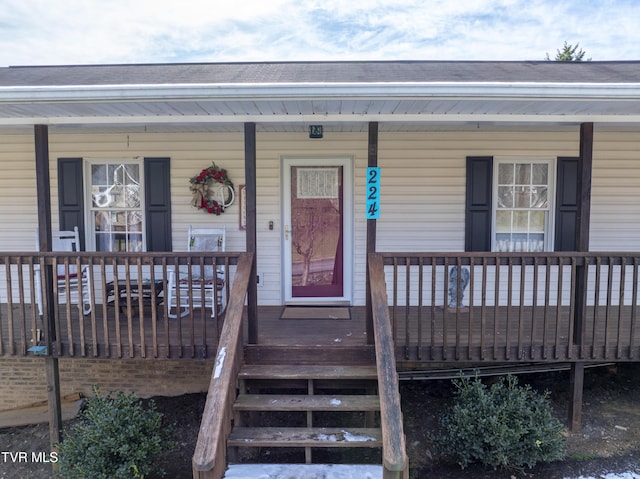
238 364 378 380
228 427 382 448
234 394 380 412
224 463 383 479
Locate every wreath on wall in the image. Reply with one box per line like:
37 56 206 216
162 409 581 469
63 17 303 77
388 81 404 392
189 162 235 215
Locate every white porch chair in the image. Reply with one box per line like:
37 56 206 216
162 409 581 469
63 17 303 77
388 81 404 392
35 227 92 316
167 225 226 319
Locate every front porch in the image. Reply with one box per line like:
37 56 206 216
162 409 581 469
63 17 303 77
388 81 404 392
2 249 639 478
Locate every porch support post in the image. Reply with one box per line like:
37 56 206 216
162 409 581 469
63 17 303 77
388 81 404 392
570 121 593 431
569 361 585 431
244 122 258 344
34 125 63 447
366 122 378 345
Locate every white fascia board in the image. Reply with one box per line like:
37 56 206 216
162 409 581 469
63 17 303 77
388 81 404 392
3 113 640 126
1 81 640 102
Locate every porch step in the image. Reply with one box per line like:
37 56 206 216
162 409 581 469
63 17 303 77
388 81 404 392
243 344 376 365
223 463 383 478
229 362 383 467
234 394 380 412
228 427 382 448
238 364 378 381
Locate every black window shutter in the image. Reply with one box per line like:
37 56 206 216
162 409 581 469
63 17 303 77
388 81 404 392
555 157 579 251
144 158 172 252
57 158 86 250
465 156 493 251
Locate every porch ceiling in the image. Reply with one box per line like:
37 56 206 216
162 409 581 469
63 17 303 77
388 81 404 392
1 95 640 133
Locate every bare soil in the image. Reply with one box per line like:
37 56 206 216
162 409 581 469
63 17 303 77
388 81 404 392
1 364 639 479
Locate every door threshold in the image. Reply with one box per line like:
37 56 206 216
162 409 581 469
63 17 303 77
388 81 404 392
284 300 351 307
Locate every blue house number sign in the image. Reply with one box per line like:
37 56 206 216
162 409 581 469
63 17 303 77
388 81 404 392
366 167 380 219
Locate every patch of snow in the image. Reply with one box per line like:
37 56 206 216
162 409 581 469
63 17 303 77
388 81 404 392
224 463 383 479
330 398 342 406
342 430 377 442
333 338 343 343
567 473 640 479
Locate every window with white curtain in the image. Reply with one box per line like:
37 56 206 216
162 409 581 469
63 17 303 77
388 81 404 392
493 159 555 252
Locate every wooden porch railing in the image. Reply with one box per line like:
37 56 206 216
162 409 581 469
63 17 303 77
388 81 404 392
0 251 247 359
192 252 254 479
374 252 640 363
368 253 409 479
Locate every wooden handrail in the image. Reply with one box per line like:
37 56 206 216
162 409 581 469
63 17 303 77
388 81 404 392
368 253 408 478
192 252 254 479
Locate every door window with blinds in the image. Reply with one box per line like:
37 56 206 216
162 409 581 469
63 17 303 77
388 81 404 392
86 160 145 252
493 159 555 252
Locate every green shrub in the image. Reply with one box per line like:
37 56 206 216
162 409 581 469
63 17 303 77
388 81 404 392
56 387 175 479
434 373 566 472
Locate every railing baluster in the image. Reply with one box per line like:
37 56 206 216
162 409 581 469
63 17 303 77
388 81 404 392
493 256 500 361
480 257 487 360
99 257 109 358
404 257 411 360
518 257 526 360
85 256 97 357
631 257 639 360
567 257 576 360
430 256 437 361
16 257 27 355
592 257 602 359
150 259 160 359
113 257 122 358
531 257 539 360
616 257 626 359
443 257 449 361
28 259 38 355
76 255 86 357
554 257 564 361
136 258 146 359
505 257 513 360
543 257 551 359
468 257 474 361
604 256 614 359
4 257 14 355
392 258 398 342
0 259 6 355
124 258 135 358
417 257 423 361
455 257 461 361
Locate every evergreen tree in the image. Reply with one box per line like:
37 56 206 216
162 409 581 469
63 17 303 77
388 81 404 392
545 41 591 61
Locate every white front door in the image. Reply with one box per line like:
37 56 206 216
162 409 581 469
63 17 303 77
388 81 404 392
282 157 353 304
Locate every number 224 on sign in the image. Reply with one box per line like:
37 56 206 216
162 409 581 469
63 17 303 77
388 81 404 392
366 167 380 219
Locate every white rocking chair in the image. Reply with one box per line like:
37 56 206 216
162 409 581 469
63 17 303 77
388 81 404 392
35 227 92 316
167 225 226 319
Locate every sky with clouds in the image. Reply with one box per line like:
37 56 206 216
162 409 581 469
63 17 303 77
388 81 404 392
0 0 638 67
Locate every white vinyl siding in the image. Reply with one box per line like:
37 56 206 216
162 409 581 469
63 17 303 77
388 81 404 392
1 128 640 306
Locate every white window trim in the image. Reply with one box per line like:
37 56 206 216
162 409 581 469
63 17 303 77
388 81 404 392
491 157 556 253
83 158 146 252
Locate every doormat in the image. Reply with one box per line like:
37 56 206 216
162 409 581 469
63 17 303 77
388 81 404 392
279 306 351 320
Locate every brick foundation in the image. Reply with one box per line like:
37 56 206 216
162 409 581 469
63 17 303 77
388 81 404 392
0 357 214 411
